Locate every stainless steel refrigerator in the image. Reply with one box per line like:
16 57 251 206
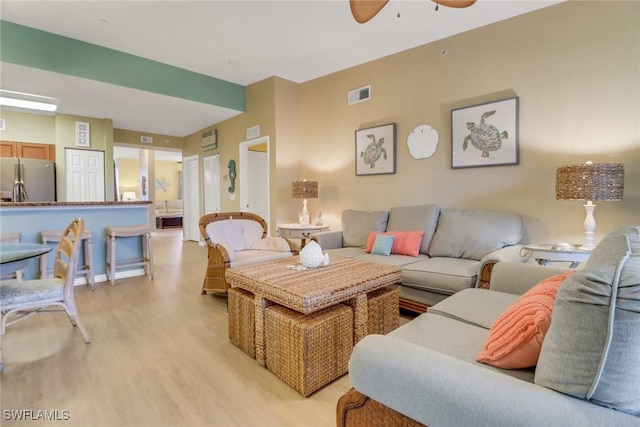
0 157 57 202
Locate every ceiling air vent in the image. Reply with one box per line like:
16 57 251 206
140 136 153 143
348 85 371 106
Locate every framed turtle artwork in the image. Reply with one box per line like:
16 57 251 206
355 123 397 176
450 96 519 169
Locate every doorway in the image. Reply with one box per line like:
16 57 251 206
239 136 270 230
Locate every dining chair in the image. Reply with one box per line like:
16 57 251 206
0 218 91 370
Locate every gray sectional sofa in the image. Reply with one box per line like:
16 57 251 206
338 226 640 427
312 205 526 312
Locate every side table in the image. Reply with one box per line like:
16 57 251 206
277 223 329 248
522 244 592 268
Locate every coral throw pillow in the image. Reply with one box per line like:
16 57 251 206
476 271 574 369
365 231 424 257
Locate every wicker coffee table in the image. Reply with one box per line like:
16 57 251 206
226 255 401 367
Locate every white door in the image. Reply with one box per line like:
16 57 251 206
182 155 200 242
246 151 268 219
240 136 270 229
65 148 105 201
203 154 221 215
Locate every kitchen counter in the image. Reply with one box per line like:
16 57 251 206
0 201 153 282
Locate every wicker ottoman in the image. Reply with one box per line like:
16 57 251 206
228 287 255 358
367 287 400 335
265 303 354 396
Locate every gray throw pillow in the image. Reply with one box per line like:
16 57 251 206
534 225 640 416
341 209 388 248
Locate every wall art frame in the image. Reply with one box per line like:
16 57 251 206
355 122 396 176
202 129 217 151
75 121 90 147
450 96 519 169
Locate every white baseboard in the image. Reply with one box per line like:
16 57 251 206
73 269 146 287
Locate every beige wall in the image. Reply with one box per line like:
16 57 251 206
295 1 639 244
2 1 638 246
0 111 115 201
117 157 182 201
117 157 140 198
53 114 115 201
184 77 279 229
0 110 56 143
113 129 184 151
0 110 185 202
183 76 301 233
154 159 182 201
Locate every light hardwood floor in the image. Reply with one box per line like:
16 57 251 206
0 229 360 427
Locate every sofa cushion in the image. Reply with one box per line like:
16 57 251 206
155 201 167 213
476 271 574 369
166 199 183 213
387 301 534 383
401 257 481 295
325 247 370 259
356 253 429 267
386 204 440 254
535 226 640 415
365 231 424 257
428 288 519 330
342 210 388 248
325 248 428 268
205 219 264 252
251 237 291 252
350 334 638 427
428 209 523 260
371 234 394 256
230 250 293 268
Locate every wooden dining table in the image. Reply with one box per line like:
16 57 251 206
0 243 51 277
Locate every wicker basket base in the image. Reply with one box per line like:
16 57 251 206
265 303 354 396
228 287 255 358
367 287 400 335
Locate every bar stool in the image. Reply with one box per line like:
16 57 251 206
0 232 23 281
105 225 154 286
40 229 95 289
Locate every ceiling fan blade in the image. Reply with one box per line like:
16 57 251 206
431 0 477 9
350 0 390 24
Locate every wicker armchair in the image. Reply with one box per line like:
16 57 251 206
199 212 296 294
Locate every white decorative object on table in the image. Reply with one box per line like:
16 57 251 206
299 240 329 268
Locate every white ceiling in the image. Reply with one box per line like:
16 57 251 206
0 0 563 137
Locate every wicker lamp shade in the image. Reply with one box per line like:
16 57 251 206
291 180 318 199
556 162 624 201
555 161 624 250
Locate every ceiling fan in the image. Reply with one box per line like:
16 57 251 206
350 0 477 24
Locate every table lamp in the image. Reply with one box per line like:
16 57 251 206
292 180 318 225
555 161 624 249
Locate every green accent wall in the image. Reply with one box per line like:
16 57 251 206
0 20 245 112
